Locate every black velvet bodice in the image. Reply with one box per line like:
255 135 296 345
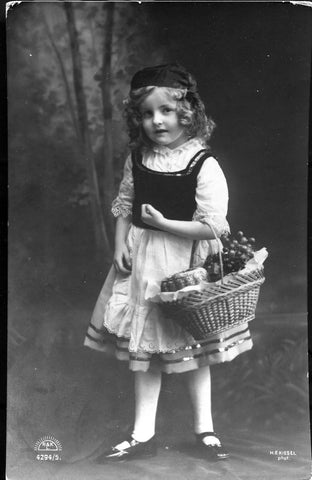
131 148 212 231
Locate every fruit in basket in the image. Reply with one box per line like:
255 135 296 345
161 267 208 292
203 230 257 281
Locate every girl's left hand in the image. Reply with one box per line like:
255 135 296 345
141 204 165 228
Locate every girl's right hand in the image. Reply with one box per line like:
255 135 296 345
113 243 132 275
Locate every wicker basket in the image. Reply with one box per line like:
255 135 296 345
160 268 265 338
159 225 265 339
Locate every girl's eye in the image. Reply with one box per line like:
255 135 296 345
163 107 173 113
142 111 152 119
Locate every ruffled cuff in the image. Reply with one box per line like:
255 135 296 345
193 211 230 237
111 203 132 218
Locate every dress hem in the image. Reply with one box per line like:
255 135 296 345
83 321 253 373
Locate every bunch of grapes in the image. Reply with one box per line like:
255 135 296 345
203 231 256 281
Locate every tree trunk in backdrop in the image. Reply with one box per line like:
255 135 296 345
64 3 111 255
100 2 115 244
42 11 80 141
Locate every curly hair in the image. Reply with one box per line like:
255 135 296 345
123 85 216 150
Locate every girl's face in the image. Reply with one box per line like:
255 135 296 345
140 88 188 149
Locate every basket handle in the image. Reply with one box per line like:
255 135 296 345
190 221 224 284
208 222 224 284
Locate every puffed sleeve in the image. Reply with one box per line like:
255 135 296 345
193 156 230 237
111 154 134 218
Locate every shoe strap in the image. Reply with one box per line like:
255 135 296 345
114 435 154 450
196 432 218 439
112 437 139 452
126 437 140 446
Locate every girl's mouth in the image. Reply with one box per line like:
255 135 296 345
155 130 168 134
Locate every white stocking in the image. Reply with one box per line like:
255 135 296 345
186 365 219 444
132 369 162 442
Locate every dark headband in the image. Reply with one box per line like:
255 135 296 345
130 63 197 93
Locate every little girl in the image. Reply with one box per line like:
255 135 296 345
84 63 253 462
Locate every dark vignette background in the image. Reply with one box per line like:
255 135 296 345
6 2 311 480
152 2 309 314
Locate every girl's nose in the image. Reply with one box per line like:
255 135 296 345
153 112 163 125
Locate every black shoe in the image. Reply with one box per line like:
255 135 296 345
95 436 157 463
195 432 229 461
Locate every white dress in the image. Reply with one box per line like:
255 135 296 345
84 138 253 373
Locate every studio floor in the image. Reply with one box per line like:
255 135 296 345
7 306 311 480
6 430 311 480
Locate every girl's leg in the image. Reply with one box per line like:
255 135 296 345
132 369 162 442
98 368 161 462
186 365 220 445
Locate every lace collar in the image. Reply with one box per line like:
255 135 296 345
149 137 206 157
